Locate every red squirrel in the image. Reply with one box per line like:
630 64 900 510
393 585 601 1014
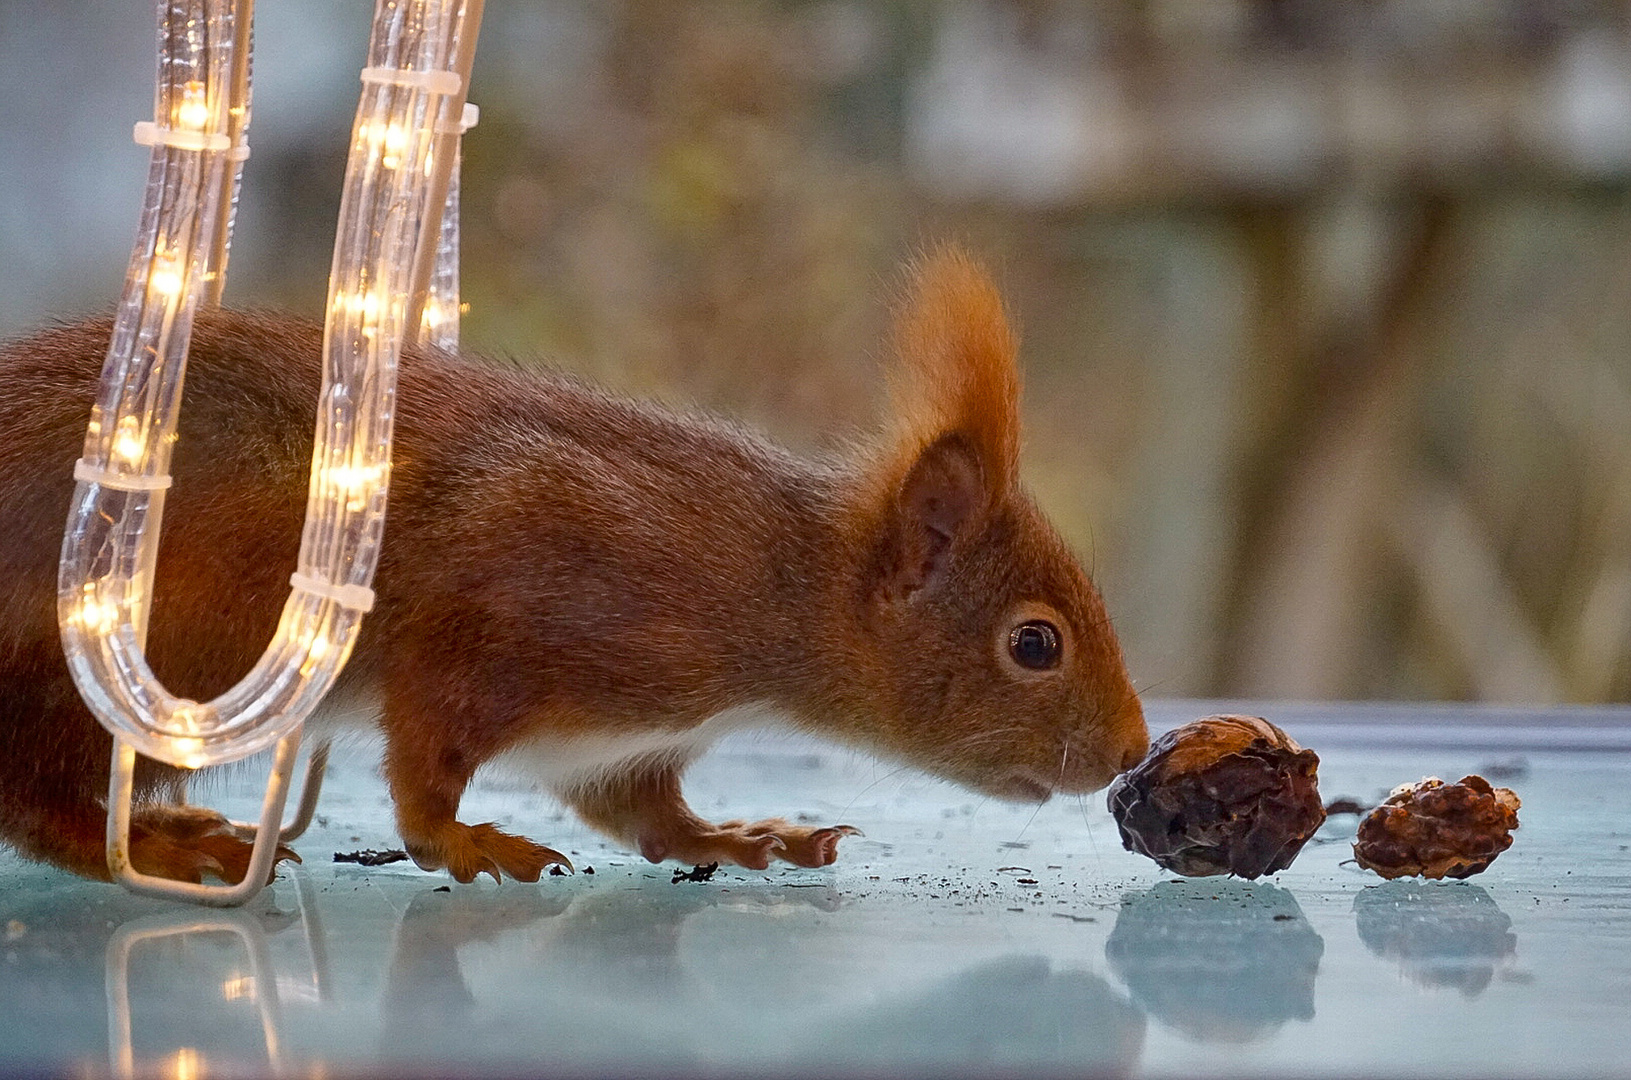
0 248 1148 885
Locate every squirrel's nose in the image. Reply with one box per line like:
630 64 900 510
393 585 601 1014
1120 740 1148 773
1106 695 1150 775
1115 716 1150 772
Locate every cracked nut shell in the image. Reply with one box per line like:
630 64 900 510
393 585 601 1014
1352 775 1520 880
1107 715 1326 879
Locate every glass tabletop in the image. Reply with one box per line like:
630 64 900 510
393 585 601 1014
1 701 1627 1078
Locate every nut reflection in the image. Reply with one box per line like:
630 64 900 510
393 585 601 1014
1105 879 1324 1043
1353 880 1517 997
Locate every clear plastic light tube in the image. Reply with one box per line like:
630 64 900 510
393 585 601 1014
57 0 482 902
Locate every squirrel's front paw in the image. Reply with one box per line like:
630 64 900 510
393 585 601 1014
404 821 572 884
639 819 860 870
130 804 300 885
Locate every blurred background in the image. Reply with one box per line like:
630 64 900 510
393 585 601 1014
2 1 1628 705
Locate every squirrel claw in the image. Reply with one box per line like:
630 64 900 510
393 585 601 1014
405 821 572 884
127 804 301 886
638 818 857 870
764 823 857 867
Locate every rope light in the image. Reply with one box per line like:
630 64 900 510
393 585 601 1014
56 0 483 904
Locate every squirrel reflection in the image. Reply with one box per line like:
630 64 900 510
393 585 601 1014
378 876 842 1063
837 955 1145 1075
379 879 1145 1075
1105 879 1324 1043
1353 881 1517 997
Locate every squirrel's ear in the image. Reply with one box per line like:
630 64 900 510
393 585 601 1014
885 245 1021 500
880 433 986 601
869 246 1019 603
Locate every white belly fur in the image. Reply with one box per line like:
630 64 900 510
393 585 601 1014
488 703 778 792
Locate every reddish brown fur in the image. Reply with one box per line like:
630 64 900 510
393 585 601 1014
0 249 1147 885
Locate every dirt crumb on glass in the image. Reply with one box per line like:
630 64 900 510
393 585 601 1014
333 849 410 866
1352 775 1520 880
1107 715 1326 879
671 861 721 884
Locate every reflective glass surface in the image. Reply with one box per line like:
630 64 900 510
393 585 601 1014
1 702 1627 1078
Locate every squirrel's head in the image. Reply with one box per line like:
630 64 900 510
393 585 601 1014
847 247 1148 802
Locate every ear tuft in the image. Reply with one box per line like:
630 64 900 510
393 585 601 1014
887 245 1021 499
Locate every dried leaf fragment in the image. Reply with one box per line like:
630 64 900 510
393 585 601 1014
1352 775 1520 880
333 848 410 866
1107 715 1326 878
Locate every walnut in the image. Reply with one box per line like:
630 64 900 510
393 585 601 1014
1352 775 1520 880
1107 715 1326 879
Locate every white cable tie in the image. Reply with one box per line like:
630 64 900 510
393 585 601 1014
359 66 462 96
133 120 231 154
290 572 376 613
437 102 480 134
73 458 173 492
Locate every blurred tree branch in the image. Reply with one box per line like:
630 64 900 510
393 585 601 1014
1226 197 1455 697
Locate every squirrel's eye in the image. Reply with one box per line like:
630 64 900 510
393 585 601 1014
1008 620 1061 670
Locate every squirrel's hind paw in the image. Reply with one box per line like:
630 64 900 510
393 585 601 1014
727 819 861 868
643 819 859 869
405 821 572 884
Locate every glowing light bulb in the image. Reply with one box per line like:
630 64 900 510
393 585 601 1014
382 125 408 169
421 299 443 329
148 265 184 299
74 583 119 635
359 120 411 169
166 705 211 768
112 416 145 466
168 737 207 769
333 288 388 328
299 630 331 677
80 603 116 633
329 462 383 488
175 81 210 131
326 462 383 512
